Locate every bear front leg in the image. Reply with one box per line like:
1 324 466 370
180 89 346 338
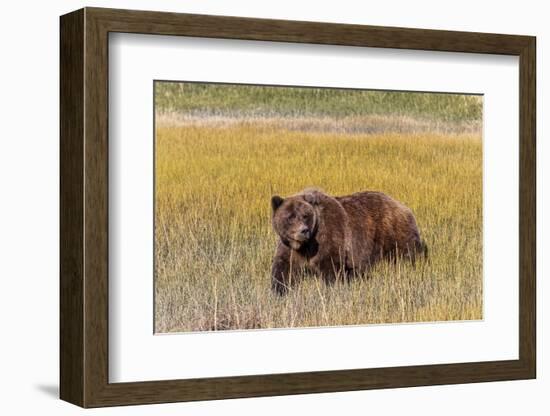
313 255 347 285
271 243 293 295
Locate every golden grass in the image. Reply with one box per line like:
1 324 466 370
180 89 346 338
154 121 482 333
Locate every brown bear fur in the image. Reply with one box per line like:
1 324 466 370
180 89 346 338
270 189 427 295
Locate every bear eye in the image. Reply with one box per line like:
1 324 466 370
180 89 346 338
287 213 296 221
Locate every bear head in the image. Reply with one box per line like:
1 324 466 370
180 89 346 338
271 192 320 250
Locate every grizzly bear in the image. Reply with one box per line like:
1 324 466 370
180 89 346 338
270 188 427 295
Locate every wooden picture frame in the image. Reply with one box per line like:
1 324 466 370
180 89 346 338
60 7 536 408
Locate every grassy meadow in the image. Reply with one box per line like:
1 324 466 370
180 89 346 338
154 83 483 333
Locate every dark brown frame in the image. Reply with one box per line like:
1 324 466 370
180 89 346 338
60 7 536 408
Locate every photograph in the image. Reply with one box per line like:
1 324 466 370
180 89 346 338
51 4 537 410
153 81 483 333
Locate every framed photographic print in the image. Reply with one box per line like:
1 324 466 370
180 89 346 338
60 7 536 408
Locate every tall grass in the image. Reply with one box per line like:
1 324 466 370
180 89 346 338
155 82 482 122
154 123 482 333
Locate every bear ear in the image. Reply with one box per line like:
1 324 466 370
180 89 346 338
271 195 284 212
303 190 322 205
